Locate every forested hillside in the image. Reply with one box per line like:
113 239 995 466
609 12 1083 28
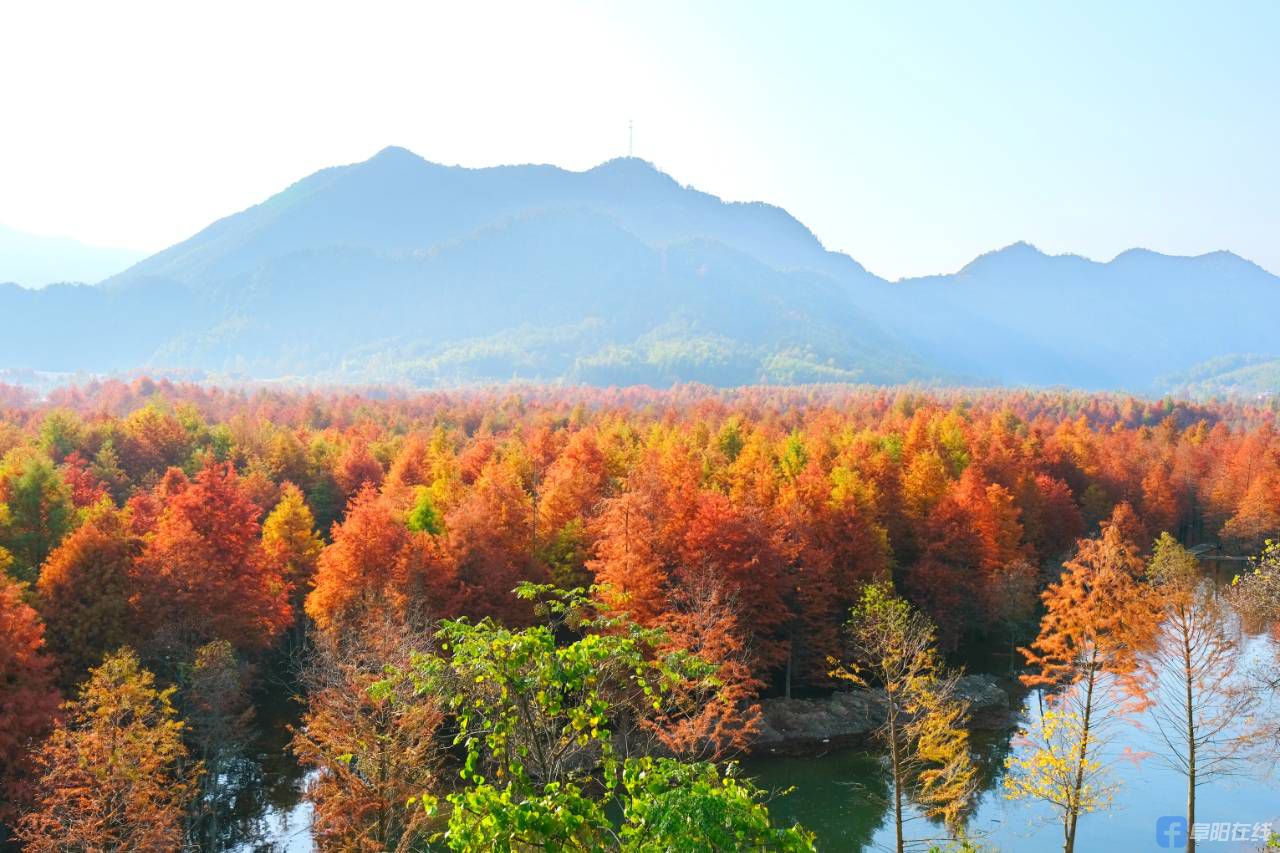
3 147 1279 391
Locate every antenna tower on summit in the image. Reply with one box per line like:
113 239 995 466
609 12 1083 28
628 120 633 158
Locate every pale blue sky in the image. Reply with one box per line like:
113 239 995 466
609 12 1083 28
0 0 1276 278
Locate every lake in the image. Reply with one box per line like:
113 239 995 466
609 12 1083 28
746 666 1280 851
242 611 1279 852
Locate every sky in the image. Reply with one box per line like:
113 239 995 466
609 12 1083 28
0 0 1277 280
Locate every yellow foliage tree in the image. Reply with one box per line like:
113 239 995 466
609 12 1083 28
831 581 977 852
16 648 200 850
1004 709 1115 844
261 482 324 617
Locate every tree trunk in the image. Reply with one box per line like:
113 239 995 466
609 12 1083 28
1183 618 1197 853
1065 664 1097 853
784 640 793 701
887 698 904 853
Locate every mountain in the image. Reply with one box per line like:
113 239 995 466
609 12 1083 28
3 148 926 386
0 224 145 288
871 243 1280 391
1157 355 1280 399
1 146 1277 391
107 147 873 291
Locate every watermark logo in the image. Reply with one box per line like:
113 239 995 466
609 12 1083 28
1155 817 1273 847
1156 816 1188 848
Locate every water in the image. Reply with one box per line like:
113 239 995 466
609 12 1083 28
746 633 1280 852
225 658 313 852
243 612 1279 852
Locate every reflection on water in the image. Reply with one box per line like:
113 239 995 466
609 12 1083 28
742 748 891 851
243 588 1278 852
226 655 312 852
746 628 1280 852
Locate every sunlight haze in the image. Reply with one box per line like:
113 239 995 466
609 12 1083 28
1 0 1277 278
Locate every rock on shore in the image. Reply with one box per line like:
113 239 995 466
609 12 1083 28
751 674 1010 756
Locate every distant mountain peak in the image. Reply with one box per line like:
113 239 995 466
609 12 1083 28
1108 247 1263 273
584 157 680 191
588 156 662 172
992 240 1047 258
956 241 1049 275
0 223 146 287
369 145 425 163
1109 247 1163 263
36 145 1276 394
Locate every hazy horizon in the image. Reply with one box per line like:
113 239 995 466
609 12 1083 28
5 145 1279 285
2 1 1277 281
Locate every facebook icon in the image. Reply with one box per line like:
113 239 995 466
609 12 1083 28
1156 816 1189 848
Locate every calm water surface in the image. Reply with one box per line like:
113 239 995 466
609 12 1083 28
746 672 1279 852
246 602 1279 852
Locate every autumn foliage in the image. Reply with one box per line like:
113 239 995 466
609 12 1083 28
0 573 60 819
0 382 1274 686
15 649 199 850
292 608 443 851
35 500 140 681
1 379 1280 843
131 461 292 659
305 485 456 634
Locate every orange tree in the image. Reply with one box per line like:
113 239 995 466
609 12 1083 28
16 648 199 850
0 571 60 821
1009 512 1161 853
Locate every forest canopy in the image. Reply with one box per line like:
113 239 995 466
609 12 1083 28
1 379 1279 849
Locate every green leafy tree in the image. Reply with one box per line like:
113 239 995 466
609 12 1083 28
37 410 84 464
406 485 444 536
617 756 814 852
394 584 815 851
0 449 76 583
538 518 589 589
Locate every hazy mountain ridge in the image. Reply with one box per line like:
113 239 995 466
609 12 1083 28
1158 354 1280 399
109 148 872 291
873 241 1280 390
3 146 1278 391
0 224 145 288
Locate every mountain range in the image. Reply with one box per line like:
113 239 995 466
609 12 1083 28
2 146 1278 394
0 224 145 289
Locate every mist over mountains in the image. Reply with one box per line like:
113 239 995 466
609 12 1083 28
2 146 1277 394
0 224 145 289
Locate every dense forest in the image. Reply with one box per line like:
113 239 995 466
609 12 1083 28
1 379 1278 851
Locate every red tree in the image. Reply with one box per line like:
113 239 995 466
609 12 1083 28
59 452 109 508
678 490 790 673
306 486 457 634
446 459 542 623
537 429 608 536
333 440 384 501
0 573 60 819
588 490 669 625
650 575 763 761
131 462 291 659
